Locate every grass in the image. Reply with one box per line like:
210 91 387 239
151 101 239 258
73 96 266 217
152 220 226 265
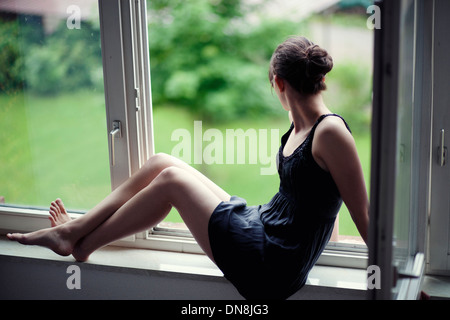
0 91 111 210
0 92 371 237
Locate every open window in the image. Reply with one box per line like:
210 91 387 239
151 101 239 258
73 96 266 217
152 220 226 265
369 0 435 299
1 0 373 268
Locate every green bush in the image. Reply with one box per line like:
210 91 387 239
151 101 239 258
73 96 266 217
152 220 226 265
25 35 102 95
0 20 25 94
148 0 302 121
0 1 371 130
0 17 102 95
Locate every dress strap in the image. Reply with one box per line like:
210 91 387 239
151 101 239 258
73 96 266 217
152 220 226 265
280 114 351 152
313 113 352 134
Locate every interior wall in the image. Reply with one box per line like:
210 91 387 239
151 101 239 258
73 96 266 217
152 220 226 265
0 255 366 300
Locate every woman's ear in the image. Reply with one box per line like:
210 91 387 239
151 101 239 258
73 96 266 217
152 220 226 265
274 75 285 92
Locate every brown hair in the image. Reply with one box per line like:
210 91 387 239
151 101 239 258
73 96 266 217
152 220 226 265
269 36 333 95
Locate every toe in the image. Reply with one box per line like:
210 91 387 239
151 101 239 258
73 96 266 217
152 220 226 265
7 233 23 242
55 199 67 214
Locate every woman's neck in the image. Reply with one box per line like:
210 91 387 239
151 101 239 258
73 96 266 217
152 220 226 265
288 93 330 133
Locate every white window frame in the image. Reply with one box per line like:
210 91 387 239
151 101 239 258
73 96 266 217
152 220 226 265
0 0 368 269
368 0 437 300
427 0 450 277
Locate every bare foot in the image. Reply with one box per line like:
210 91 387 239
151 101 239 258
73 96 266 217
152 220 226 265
7 224 75 257
8 198 93 262
72 239 92 262
49 198 71 227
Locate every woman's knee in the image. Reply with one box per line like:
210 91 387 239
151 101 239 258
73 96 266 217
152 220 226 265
152 166 195 203
149 152 173 166
150 152 190 168
142 152 176 174
155 166 185 186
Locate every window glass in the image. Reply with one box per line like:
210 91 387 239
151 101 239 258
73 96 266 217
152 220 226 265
392 0 416 274
147 0 372 244
0 2 110 211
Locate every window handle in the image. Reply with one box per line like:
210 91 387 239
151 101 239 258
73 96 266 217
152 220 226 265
438 129 447 167
110 120 122 166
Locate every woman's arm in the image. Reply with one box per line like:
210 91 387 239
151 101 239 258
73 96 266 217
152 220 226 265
312 116 370 245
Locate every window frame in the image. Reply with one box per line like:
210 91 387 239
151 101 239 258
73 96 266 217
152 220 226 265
0 0 368 270
428 0 450 276
368 0 433 300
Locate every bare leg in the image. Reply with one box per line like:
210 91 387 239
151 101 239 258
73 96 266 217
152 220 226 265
72 166 224 262
63 152 229 236
7 153 230 261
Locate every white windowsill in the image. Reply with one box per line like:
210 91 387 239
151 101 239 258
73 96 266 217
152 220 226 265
0 235 367 300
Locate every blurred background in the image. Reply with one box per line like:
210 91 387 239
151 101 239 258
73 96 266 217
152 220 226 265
0 0 373 242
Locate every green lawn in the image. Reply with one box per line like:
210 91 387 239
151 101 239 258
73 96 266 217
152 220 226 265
0 91 111 210
0 92 371 237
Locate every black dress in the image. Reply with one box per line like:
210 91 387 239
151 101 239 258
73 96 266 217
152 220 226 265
208 114 351 300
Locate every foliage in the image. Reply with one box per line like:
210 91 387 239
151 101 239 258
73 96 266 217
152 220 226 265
0 16 102 95
25 26 103 95
0 1 372 130
0 19 25 93
147 0 303 121
324 61 372 133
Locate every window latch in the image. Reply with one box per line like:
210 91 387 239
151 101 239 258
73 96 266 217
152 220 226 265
110 120 122 166
135 88 140 111
438 129 447 167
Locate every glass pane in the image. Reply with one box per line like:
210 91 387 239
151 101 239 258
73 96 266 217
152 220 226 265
148 0 372 244
0 1 110 212
392 0 416 274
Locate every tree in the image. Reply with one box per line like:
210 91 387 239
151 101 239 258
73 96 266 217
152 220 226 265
147 0 298 121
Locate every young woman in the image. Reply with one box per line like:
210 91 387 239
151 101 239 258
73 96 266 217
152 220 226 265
7 36 369 300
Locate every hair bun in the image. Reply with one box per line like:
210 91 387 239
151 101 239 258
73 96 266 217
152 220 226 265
305 45 319 60
304 45 333 81
269 36 333 95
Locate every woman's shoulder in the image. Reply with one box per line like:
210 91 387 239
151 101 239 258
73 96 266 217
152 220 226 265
311 115 355 171
316 115 351 135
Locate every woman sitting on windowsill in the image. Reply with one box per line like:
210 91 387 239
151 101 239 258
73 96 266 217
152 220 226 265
7 36 369 300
